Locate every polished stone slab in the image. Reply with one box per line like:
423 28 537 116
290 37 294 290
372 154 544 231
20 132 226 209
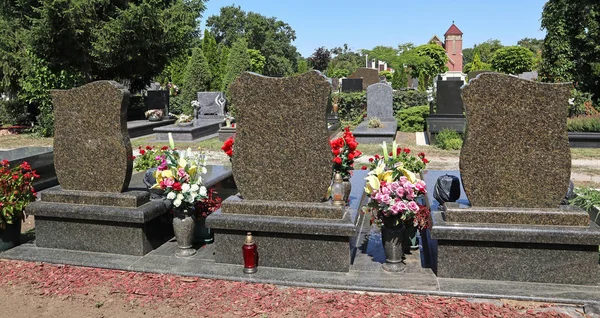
154 119 223 142
353 119 398 144
127 119 176 138
444 202 590 226
41 189 150 208
221 196 344 219
0 146 57 191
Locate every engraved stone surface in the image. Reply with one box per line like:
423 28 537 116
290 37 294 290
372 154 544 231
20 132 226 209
460 73 572 208
195 92 226 118
366 83 394 120
51 81 132 192
229 71 332 201
349 67 380 90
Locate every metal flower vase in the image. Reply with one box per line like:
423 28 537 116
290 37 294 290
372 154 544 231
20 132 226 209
381 215 406 272
172 208 196 257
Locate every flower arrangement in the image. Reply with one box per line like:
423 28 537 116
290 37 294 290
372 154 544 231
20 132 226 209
330 127 362 179
361 141 430 229
133 145 169 171
0 160 40 228
166 82 179 96
145 109 164 119
151 138 208 212
221 136 234 159
171 113 193 124
195 188 222 218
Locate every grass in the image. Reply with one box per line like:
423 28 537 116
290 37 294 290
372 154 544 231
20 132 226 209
571 147 600 159
0 134 53 149
130 136 225 152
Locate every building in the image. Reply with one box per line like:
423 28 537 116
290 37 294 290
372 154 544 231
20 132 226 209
429 23 464 73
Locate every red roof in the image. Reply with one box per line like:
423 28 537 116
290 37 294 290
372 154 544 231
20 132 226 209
444 24 463 36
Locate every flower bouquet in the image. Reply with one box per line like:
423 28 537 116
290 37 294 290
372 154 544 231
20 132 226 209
145 109 164 121
330 127 362 179
221 136 234 161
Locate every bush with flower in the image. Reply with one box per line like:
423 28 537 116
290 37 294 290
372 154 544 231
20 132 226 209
133 145 170 171
361 141 430 229
330 127 362 179
0 160 40 228
151 138 208 213
166 82 179 96
221 136 234 160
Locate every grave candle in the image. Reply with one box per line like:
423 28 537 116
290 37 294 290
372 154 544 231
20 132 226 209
242 232 258 274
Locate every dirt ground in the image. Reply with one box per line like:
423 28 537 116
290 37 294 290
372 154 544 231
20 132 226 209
0 260 590 318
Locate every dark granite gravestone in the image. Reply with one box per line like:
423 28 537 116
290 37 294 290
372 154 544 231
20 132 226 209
195 92 226 118
51 81 133 192
207 71 366 272
228 71 332 202
429 73 600 285
366 83 394 120
460 73 571 208
146 90 169 111
341 78 363 92
435 78 464 115
348 67 380 90
28 81 173 256
0 147 57 191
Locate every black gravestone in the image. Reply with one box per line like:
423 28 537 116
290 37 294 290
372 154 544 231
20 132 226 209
435 79 464 115
146 90 169 110
341 78 363 92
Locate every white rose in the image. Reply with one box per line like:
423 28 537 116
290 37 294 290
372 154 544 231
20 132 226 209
182 183 190 193
201 167 207 174
199 186 207 197
166 192 176 200
187 194 196 203
190 184 199 192
177 193 184 201
173 199 182 207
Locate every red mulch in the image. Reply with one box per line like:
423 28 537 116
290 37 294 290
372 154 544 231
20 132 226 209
0 260 571 317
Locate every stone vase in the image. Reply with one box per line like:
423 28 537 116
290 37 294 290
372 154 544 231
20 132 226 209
403 223 419 254
342 177 352 203
381 215 406 272
0 220 21 252
172 208 196 257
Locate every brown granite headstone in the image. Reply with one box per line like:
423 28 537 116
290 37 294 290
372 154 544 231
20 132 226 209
229 71 332 202
460 73 572 208
348 67 380 91
51 81 133 192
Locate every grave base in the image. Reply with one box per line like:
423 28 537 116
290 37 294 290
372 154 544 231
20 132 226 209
218 126 236 141
426 115 466 143
27 190 173 256
431 205 600 285
353 119 397 144
154 119 223 141
206 171 368 272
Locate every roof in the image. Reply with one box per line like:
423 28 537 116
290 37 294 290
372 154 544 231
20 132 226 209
444 23 463 36
428 35 443 45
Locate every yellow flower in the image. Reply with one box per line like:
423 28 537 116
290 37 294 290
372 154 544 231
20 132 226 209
365 175 380 194
400 168 417 183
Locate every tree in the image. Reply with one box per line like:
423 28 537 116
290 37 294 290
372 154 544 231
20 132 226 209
296 59 308 74
214 43 230 91
540 0 600 101
206 6 298 77
490 46 535 75
329 44 364 75
329 69 350 78
181 48 211 115
362 46 400 67
464 51 492 73
379 70 392 81
247 49 266 74
518 37 544 55
308 47 331 71
472 39 503 63
223 38 250 92
392 67 408 90
202 30 220 90
402 44 448 89
462 48 475 70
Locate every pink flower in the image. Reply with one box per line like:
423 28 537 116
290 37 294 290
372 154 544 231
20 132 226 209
379 193 391 205
415 180 427 192
407 201 419 212
399 176 408 185
178 168 187 178
160 177 174 189
389 181 401 193
380 185 391 195
406 190 415 200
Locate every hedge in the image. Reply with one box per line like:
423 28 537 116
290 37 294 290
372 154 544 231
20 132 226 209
567 115 600 132
337 90 428 124
396 106 429 132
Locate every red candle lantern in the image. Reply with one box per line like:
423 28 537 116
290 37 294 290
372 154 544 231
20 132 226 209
243 232 258 273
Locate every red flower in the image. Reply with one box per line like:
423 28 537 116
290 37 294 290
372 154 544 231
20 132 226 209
225 150 233 157
418 152 426 158
12 175 18 180
403 148 410 154
332 148 340 156
20 161 31 171
332 157 342 165
422 158 429 164
336 138 345 148
161 146 169 151
347 141 358 151
368 157 374 162
139 149 146 155
361 166 368 170
231 123 235 128
347 153 354 160
172 182 182 191
374 154 380 159
354 150 362 157
145 146 152 150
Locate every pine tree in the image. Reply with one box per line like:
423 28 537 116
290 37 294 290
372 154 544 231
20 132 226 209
392 67 408 90
181 48 211 115
222 38 250 92
202 29 219 91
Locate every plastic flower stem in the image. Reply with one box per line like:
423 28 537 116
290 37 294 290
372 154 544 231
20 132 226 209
168 132 175 150
382 141 388 160
391 140 398 158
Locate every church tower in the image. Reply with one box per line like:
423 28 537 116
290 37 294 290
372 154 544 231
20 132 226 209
444 23 463 72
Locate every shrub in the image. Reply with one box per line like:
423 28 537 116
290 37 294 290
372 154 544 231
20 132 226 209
379 70 392 81
392 90 428 114
436 129 463 150
337 92 366 123
0 99 31 126
133 145 169 171
570 187 600 215
181 48 211 115
569 89 598 117
168 95 185 115
396 105 429 132
567 115 600 132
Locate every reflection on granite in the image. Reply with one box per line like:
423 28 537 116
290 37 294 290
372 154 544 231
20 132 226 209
51 81 132 192
460 73 572 208
229 71 332 202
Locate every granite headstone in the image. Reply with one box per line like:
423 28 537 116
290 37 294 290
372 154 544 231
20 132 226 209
146 90 169 111
459 73 572 208
51 81 132 192
195 92 226 118
366 83 394 120
331 78 340 92
341 78 363 92
348 67 380 90
435 78 465 115
467 70 492 82
229 71 332 202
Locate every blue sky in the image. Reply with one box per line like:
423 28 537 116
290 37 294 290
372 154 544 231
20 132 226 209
201 0 548 57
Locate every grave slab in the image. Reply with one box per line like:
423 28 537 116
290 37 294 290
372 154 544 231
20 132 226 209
352 120 398 144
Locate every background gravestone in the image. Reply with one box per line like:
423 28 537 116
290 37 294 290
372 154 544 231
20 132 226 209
229 71 332 202
196 92 226 118
467 70 492 82
341 78 363 92
51 81 132 192
349 67 380 90
435 78 465 115
146 90 169 111
331 78 340 92
460 73 572 208
366 83 394 120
